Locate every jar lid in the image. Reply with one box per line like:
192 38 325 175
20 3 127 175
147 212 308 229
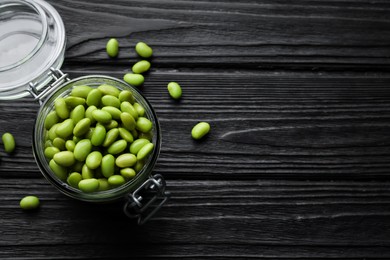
0 0 66 100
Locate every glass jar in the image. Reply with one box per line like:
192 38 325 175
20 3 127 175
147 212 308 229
0 0 169 224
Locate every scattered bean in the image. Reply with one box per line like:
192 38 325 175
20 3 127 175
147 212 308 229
135 42 153 58
167 82 182 99
132 60 151 74
20 196 40 210
191 122 210 140
2 132 15 153
106 38 119 58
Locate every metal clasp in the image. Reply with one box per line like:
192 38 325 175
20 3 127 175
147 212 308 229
27 67 70 105
123 174 170 225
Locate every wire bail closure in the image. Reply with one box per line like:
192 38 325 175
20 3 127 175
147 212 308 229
123 174 170 225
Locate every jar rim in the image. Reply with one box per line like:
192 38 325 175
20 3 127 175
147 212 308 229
33 75 162 202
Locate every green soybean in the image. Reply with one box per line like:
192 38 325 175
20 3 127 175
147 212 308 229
73 118 91 137
137 143 154 160
85 127 94 139
136 117 152 133
86 89 102 107
138 131 153 141
55 119 74 139
78 178 99 193
135 42 153 58
191 122 210 140
82 164 95 179
67 172 82 188
2 132 15 153
54 98 69 119
101 154 115 178
71 85 92 98
133 103 145 117
65 140 76 151
118 90 135 104
91 124 106 146
106 38 119 58
101 95 120 108
107 139 127 154
44 111 59 130
120 168 136 180
118 127 134 143
92 109 112 124
49 159 68 181
48 123 59 141
45 140 53 148
20 196 40 210
102 128 119 147
98 84 120 97
85 105 97 124
86 151 102 169
108 175 125 187
134 160 145 173
65 96 85 107
121 112 136 131
72 161 84 173
120 101 138 120
44 146 60 159
103 120 119 130
70 104 85 124
74 139 92 161
129 138 150 155
98 178 110 191
123 73 144 87
53 151 75 167
52 137 66 151
102 106 122 120
132 60 151 74
115 153 137 168
167 82 182 99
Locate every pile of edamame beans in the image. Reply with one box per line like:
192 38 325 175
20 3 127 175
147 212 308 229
44 84 155 193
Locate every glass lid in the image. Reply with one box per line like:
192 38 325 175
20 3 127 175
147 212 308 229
0 0 66 100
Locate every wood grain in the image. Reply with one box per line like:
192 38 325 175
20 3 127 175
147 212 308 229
0 0 390 259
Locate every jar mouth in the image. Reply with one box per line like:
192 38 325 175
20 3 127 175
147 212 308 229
33 75 162 202
0 0 48 72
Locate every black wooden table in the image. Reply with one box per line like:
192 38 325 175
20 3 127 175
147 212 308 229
1 0 390 259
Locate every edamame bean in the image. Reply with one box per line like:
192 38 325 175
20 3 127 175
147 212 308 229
118 127 134 143
136 117 152 133
101 154 115 178
118 90 135 104
82 163 94 179
85 151 102 169
72 161 84 173
86 89 102 107
138 131 153 141
137 143 154 160
20 196 40 210
44 146 60 159
102 106 122 120
92 109 112 124
48 123 59 141
98 178 110 191
85 105 97 124
106 38 119 58
120 112 136 131
135 42 153 58
108 175 125 187
134 160 144 173
53 151 75 167
49 159 68 181
73 118 91 137
44 111 59 130
65 140 76 152
91 124 106 146
98 84 120 97
115 153 137 168
2 132 15 153
120 168 136 180
55 98 69 119
55 119 74 139
71 85 92 98
65 96 85 107
107 139 127 154
123 73 144 87
129 138 150 155
132 60 151 74
67 172 82 188
167 82 182 99
70 105 85 124
74 139 92 161
133 103 145 117
78 178 99 193
191 122 210 140
101 95 120 108
102 128 119 147
103 120 119 130
52 137 66 151
120 101 138 120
